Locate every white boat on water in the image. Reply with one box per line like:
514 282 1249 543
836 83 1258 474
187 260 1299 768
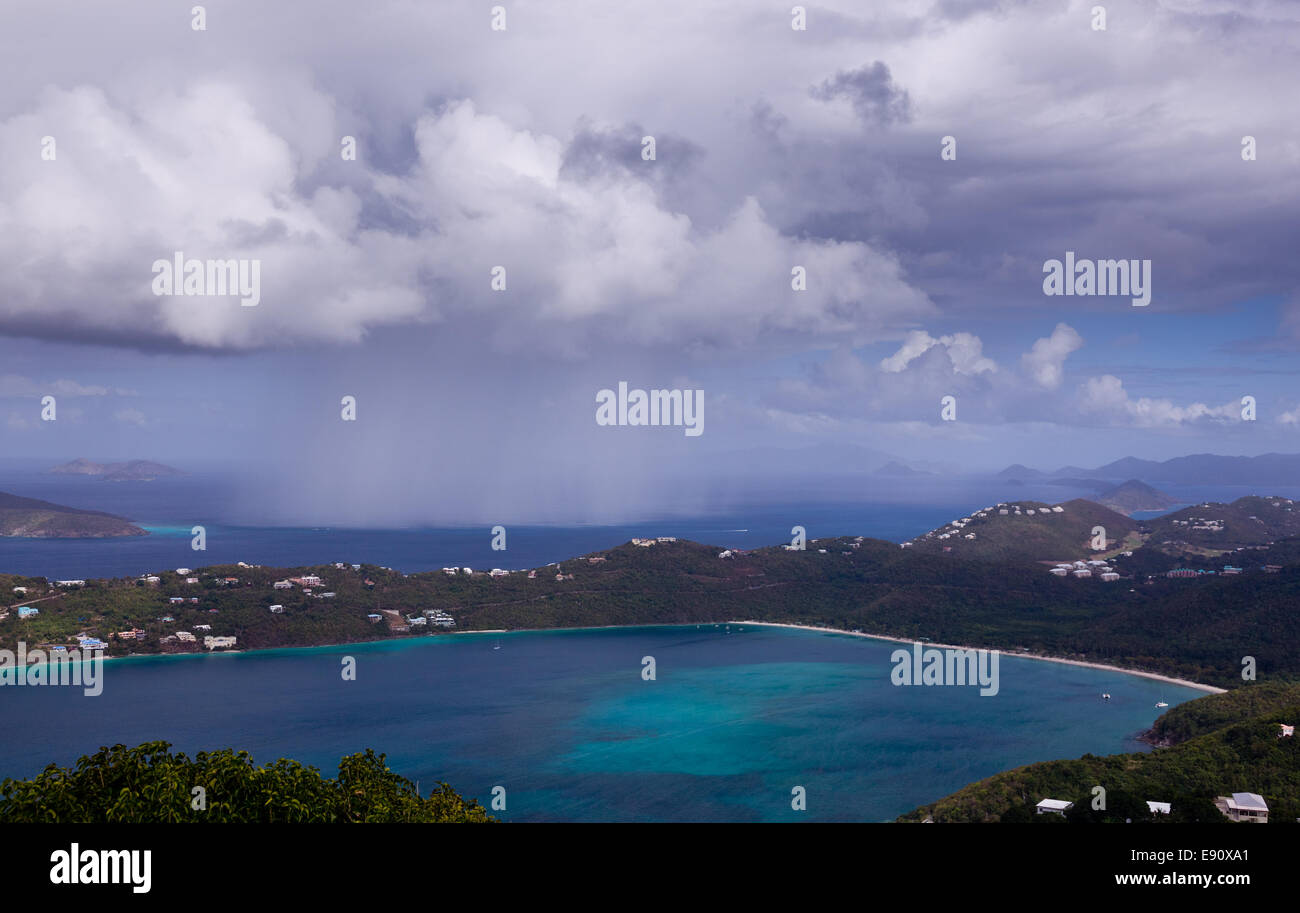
1155 700 1168 708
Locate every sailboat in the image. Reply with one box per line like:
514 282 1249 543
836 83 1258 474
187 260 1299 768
493 640 501 651
1155 697 1168 708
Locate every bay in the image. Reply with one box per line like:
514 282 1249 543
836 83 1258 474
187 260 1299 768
0 625 1205 822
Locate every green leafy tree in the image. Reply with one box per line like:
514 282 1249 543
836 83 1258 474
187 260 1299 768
0 741 492 823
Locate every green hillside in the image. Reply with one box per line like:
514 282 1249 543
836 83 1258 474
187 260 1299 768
5 529 1300 688
1146 496 1300 554
899 684 1300 823
905 498 1137 561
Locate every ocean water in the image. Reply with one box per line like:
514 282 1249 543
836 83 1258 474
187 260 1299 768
0 625 1206 822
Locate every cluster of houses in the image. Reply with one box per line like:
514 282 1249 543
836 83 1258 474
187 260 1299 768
3 563 388 656
904 503 1067 548
1049 559 1120 581
631 537 677 547
1170 517 1224 532
1165 565 1244 579
272 575 323 591
406 609 456 628
1037 792 1272 822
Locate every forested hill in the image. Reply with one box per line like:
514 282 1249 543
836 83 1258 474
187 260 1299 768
903 498 1137 561
1145 496 1300 553
4 531 1299 688
899 683 1300 823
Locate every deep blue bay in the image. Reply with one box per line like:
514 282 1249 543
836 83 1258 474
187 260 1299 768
0 625 1206 822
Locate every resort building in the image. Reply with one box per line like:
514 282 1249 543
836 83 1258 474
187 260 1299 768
1146 801 1171 815
17 606 39 618
1214 793 1268 823
269 604 284 614
1036 799 1073 815
204 636 237 650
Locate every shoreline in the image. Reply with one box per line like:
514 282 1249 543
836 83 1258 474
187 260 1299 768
86 620 1225 693
730 621 1227 694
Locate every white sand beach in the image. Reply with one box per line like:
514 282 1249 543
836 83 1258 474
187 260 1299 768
732 620 1227 694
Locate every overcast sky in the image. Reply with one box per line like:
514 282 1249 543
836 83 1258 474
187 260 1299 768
2 0 1299 523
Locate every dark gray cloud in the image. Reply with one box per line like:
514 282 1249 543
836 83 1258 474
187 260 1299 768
810 62 913 127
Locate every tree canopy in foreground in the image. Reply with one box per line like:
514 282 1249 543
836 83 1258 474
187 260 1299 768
0 741 493 823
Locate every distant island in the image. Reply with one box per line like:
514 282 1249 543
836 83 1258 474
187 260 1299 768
994 451 1300 487
873 460 935 478
0 491 146 538
48 458 183 482
1086 479 1181 515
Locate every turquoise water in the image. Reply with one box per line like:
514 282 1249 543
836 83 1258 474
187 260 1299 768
0 625 1206 821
